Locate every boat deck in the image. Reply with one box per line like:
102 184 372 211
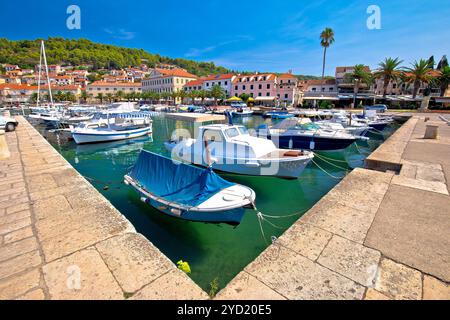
165 112 225 123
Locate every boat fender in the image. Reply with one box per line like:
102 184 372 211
309 141 315 150
140 196 147 203
170 208 182 216
124 180 130 185
289 138 293 149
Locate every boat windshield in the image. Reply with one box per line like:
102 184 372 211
296 123 321 131
225 127 241 138
237 126 249 135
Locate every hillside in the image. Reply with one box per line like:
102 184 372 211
0 37 231 76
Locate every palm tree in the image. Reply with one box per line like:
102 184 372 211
115 90 124 102
373 57 403 98
320 28 335 92
188 90 199 105
198 90 208 105
403 59 433 99
178 89 188 105
210 85 225 106
96 93 104 104
80 90 89 103
105 93 114 103
436 66 450 97
345 65 372 108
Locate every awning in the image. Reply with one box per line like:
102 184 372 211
255 96 276 101
303 96 339 101
226 96 242 102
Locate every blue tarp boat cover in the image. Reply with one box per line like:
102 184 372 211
129 150 235 207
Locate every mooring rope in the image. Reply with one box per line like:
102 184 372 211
311 152 348 163
311 158 346 180
312 152 350 171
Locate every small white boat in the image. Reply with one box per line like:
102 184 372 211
125 150 256 225
165 124 313 179
71 112 152 144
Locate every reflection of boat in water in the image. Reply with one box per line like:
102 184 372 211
124 150 256 225
75 135 151 156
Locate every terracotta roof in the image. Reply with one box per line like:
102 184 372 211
50 85 81 90
185 79 206 86
232 73 276 83
154 68 197 78
305 79 336 86
0 84 38 90
88 81 141 87
203 74 235 81
278 73 297 79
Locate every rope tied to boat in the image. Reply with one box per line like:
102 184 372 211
312 152 350 172
311 158 346 180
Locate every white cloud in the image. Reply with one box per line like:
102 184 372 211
104 28 136 40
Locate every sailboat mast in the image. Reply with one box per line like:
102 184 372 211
41 41 54 106
36 41 43 107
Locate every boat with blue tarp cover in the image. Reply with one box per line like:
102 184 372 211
124 150 256 225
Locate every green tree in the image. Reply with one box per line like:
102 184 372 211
188 90 199 104
403 59 434 99
210 85 225 105
105 93 114 103
239 93 250 102
80 90 89 103
320 28 335 91
177 89 188 104
436 66 450 97
96 93 104 103
344 65 372 108
115 90 124 101
197 90 208 105
373 57 403 98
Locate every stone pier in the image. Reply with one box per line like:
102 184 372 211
0 117 207 300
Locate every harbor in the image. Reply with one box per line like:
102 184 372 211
1 110 449 299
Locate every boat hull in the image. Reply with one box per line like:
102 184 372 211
269 134 356 151
72 127 152 144
368 122 389 131
143 196 245 225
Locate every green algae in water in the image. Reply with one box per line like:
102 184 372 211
42 115 394 291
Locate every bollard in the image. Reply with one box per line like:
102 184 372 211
424 125 438 139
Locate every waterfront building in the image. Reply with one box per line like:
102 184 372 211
3 64 19 72
141 68 197 94
184 78 206 92
202 74 236 97
87 81 142 96
231 73 278 104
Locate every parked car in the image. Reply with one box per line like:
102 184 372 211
0 116 18 132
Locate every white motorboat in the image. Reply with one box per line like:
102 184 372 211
165 124 313 179
71 112 152 144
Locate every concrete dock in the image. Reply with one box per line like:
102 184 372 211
165 112 225 123
1 114 449 300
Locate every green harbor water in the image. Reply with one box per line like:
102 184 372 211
37 115 397 292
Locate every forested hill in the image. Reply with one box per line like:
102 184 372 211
0 37 231 76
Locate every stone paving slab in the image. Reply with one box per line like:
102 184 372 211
365 184 450 282
244 245 365 300
215 271 287 300
130 270 208 300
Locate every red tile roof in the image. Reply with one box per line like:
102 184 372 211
203 73 235 81
0 84 38 90
89 81 141 87
185 79 206 86
278 73 297 79
154 68 197 78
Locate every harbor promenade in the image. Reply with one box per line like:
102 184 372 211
0 114 449 300
0 117 207 299
217 113 450 300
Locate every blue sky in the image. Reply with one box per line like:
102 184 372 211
2 0 450 75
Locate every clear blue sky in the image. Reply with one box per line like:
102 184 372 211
2 0 449 75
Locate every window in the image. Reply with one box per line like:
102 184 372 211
224 81 227 85
225 128 240 138
235 85 238 90
258 84 262 89
243 85 246 90
284 94 288 99
250 85 254 90
312 88 316 92
258 92 262 96
206 83 209 87
266 84 270 89
237 126 248 135
203 130 223 142
329 87 333 91
266 92 270 96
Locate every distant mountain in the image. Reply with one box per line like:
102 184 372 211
0 37 230 76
